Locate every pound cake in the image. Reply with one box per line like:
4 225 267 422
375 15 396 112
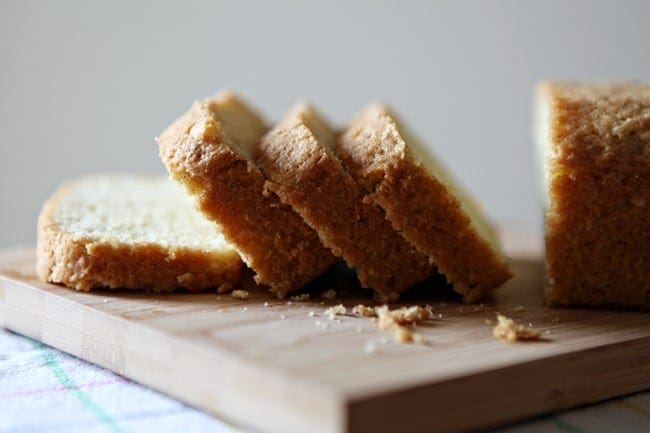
535 82 650 309
37 175 243 292
157 92 337 297
256 103 436 300
336 103 512 302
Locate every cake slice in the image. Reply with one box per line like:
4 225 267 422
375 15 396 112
336 103 512 302
37 175 243 292
535 82 650 309
256 103 436 300
157 92 337 297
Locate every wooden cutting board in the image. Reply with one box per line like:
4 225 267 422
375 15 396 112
0 231 648 433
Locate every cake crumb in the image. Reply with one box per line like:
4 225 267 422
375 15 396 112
280 314 286 320
393 326 425 344
551 317 560 323
485 318 494 325
321 289 337 299
353 304 377 317
325 304 346 320
513 305 526 312
493 314 542 343
290 293 310 302
375 305 433 330
263 301 269 307
231 290 249 300
308 310 315 317
372 305 431 344
394 326 411 343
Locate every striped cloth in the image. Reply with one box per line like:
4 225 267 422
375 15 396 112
1 328 648 433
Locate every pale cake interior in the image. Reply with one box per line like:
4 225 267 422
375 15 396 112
533 89 553 209
54 175 238 257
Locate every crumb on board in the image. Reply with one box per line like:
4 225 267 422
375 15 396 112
325 304 346 320
373 305 430 344
375 305 434 330
485 318 494 325
352 304 377 317
493 314 542 343
513 305 526 312
393 326 425 344
321 289 337 299
308 310 315 317
231 290 249 300
290 293 310 302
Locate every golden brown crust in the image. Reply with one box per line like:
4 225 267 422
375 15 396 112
36 183 243 292
256 104 435 298
539 82 650 169
157 93 337 297
539 82 650 309
336 104 512 302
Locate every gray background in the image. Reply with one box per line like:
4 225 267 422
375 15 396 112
1 0 648 247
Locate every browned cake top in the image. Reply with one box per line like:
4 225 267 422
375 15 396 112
538 82 650 169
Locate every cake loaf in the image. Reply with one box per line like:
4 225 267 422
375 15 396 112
256 103 436 301
336 103 512 302
535 82 650 309
158 92 337 297
37 175 243 292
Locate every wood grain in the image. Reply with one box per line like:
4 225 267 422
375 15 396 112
0 231 648 433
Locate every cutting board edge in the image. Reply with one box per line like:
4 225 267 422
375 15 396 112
2 244 649 433
344 336 650 433
0 273 347 433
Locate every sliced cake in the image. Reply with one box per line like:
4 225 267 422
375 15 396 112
535 82 650 309
157 92 337 297
256 103 436 300
336 103 512 302
37 175 243 292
